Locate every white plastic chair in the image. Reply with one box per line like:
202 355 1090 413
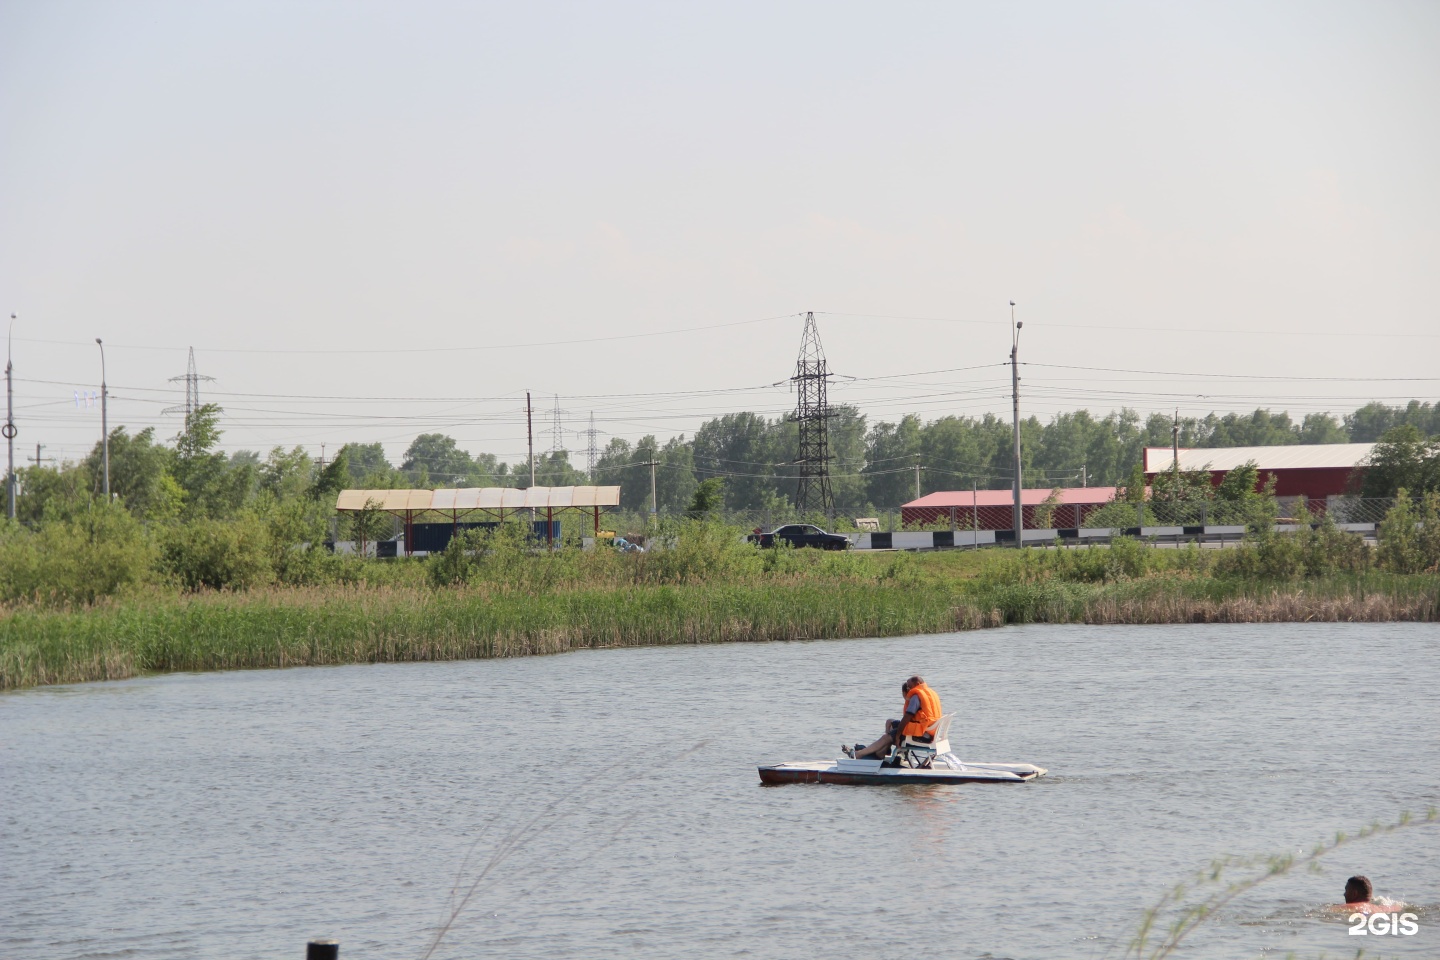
898 712 954 766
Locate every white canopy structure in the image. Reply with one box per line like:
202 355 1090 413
335 486 621 553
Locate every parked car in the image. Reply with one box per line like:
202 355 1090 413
748 523 851 550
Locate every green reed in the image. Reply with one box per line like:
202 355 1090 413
2 550 1435 691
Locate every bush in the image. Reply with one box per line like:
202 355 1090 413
1377 490 1440 574
1085 501 1152 528
157 514 274 591
0 502 157 605
427 528 486 587
1212 518 1371 581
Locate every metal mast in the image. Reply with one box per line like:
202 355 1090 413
1009 303 1023 548
5 316 15 520
166 347 213 417
791 311 833 516
548 395 566 455
525 392 535 487
96 338 109 498
585 412 598 477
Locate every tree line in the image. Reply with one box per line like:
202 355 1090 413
10 399 1440 523
4 399 1436 605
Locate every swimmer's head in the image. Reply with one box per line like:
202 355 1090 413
1345 876 1372 904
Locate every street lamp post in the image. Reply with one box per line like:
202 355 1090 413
1009 302 1023 548
5 315 16 520
96 338 109 498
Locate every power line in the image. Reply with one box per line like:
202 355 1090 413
13 313 801 356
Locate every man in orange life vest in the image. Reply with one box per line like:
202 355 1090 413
843 676 942 760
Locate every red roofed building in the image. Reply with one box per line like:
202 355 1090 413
901 487 1122 530
1142 443 1374 500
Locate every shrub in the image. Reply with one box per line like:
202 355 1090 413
157 514 274 591
1377 490 1440 574
0 502 157 605
428 528 486 587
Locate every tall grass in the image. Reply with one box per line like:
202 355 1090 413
4 517 1437 690
3 568 1435 691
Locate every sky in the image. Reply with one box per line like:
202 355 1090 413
2 0 1438 467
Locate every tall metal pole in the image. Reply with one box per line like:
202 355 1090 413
1009 302 1023 548
972 479 978 550
525 391 534 488
95 338 109 498
5 316 16 520
526 390 535 527
1171 408 1180 502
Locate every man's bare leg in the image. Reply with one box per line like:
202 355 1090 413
849 720 900 759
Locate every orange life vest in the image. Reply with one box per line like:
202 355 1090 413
901 683 942 738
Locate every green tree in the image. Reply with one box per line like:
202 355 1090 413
347 497 392 551
157 513 274 591
657 435 698 513
14 463 94 523
402 434 473 487
1357 425 1440 498
692 412 778 511
260 446 314 502
0 498 156 604
310 448 351 502
686 477 725 519
1376 489 1440 574
82 426 178 519
1346 400 1440 442
1199 409 1299 447
1298 413 1348 444
864 414 922 509
336 442 402 487
171 404 239 518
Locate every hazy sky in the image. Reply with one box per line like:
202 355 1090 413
2 1 1437 466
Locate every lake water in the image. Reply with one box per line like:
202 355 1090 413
2 622 1437 959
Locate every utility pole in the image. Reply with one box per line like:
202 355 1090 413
95 338 109 498
5 315 16 520
640 459 660 519
1172 408 1181 502
912 456 923 500
1009 302 1023 548
525 391 535 488
30 443 51 467
972 479 978 550
1081 462 1087 488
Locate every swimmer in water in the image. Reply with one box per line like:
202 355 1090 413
1329 875 1404 915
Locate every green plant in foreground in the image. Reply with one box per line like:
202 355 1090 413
1125 808 1437 959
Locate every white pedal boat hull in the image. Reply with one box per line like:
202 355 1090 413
758 758 1047 786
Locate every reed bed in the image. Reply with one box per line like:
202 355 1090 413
2 571 1435 691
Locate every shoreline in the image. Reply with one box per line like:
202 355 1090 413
3 574 1435 692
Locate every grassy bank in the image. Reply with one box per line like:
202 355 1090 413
3 566 1435 691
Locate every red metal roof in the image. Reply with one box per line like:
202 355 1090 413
903 487 1121 509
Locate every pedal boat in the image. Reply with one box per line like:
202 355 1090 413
758 713 1047 786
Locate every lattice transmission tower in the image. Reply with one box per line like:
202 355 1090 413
547 395 569 455
790 311 833 516
164 347 214 418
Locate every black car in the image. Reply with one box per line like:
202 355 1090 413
749 523 851 550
